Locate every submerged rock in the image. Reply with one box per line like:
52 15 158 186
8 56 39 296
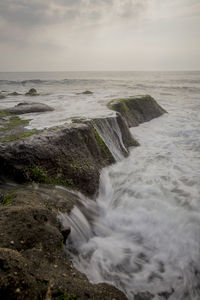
134 292 154 300
108 95 167 127
8 92 21 96
0 94 6 99
5 102 54 114
25 88 38 96
76 90 93 95
82 90 93 94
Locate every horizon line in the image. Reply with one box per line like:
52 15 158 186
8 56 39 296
0 70 200 73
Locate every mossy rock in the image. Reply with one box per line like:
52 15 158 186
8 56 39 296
107 95 167 127
0 111 38 143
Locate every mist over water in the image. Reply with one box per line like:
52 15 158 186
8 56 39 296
1 71 200 299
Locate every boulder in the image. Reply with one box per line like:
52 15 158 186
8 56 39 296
5 102 54 114
25 88 38 96
108 95 167 127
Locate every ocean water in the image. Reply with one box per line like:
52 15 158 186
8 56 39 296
1 71 200 299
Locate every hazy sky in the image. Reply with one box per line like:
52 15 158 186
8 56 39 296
0 0 200 71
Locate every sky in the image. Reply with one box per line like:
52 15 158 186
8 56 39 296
0 0 200 71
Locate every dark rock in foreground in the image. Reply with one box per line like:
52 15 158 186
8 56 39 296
5 102 54 114
108 95 167 127
0 185 127 300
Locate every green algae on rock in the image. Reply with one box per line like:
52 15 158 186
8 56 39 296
107 95 167 127
0 111 38 143
0 114 137 196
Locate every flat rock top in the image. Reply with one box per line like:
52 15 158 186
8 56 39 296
5 102 54 114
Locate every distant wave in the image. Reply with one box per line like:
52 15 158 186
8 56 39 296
0 78 103 86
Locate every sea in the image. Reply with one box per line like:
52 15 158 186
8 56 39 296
0 71 200 299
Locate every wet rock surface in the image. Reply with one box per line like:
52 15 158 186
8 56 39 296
108 95 167 127
0 114 137 196
0 184 127 300
5 102 54 114
0 110 38 143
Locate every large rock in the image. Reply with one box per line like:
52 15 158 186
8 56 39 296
0 185 127 300
107 95 167 127
25 88 38 96
0 114 137 196
5 102 54 114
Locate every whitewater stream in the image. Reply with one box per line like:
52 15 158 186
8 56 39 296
59 95 200 300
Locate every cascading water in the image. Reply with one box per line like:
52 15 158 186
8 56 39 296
92 115 128 162
59 94 200 300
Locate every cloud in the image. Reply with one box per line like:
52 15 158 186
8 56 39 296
0 0 150 28
1 0 199 71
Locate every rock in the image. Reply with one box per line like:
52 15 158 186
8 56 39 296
0 114 137 196
8 92 21 96
0 94 6 99
25 88 38 96
134 292 154 300
107 95 167 127
0 186 127 300
76 90 93 95
0 112 38 143
0 248 39 300
5 102 54 114
82 90 93 94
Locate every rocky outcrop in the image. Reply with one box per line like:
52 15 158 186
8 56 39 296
25 88 39 96
0 113 138 196
5 102 54 114
0 94 167 300
0 185 127 300
108 95 167 127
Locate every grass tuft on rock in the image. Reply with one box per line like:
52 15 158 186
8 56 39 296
0 190 16 206
26 166 74 188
